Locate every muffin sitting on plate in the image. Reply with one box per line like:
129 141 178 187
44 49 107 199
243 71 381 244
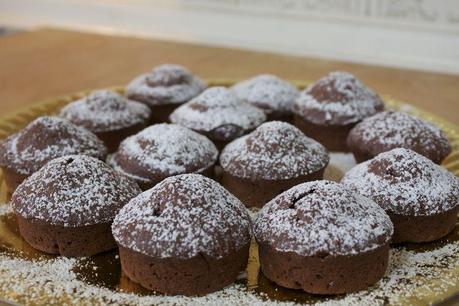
220 121 329 207
232 74 299 122
126 64 206 123
347 111 451 164
112 174 251 295
293 71 384 152
60 90 151 152
11 155 141 256
342 148 459 243
0 116 107 192
108 123 218 190
169 87 266 149
254 180 393 294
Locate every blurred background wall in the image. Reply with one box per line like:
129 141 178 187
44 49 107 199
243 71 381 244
1 0 458 74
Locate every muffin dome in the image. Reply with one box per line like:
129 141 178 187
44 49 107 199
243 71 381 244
0 116 107 176
60 90 151 133
220 121 329 180
253 180 393 294
341 148 459 243
169 87 266 147
231 74 299 119
293 71 384 126
254 180 393 257
112 174 251 295
112 174 251 258
11 155 141 256
108 124 218 189
12 155 140 227
347 111 451 164
342 148 459 216
126 64 206 107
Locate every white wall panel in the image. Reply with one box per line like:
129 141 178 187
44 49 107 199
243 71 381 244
1 0 458 74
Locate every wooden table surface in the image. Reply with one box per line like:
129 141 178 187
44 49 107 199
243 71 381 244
0 28 458 124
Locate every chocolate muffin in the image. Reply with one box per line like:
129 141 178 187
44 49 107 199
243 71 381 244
169 87 266 149
0 116 107 193
60 90 151 153
254 180 393 294
11 155 141 256
112 173 251 295
107 124 218 190
126 64 206 123
293 71 384 151
347 111 451 164
231 74 299 121
342 148 459 243
220 121 329 207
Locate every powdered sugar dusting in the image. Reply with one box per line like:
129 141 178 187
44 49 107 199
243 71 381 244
0 253 286 305
112 174 251 259
341 148 459 216
11 155 141 227
220 121 329 180
293 71 384 125
2 239 459 305
126 64 206 106
254 181 393 256
0 203 13 216
108 124 218 184
231 75 299 114
347 111 451 162
318 242 459 305
0 116 107 175
60 90 151 133
170 87 266 137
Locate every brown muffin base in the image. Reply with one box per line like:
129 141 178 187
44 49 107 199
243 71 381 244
258 242 390 294
96 122 149 153
389 206 459 243
294 115 354 152
133 165 216 191
1 167 29 194
220 168 325 208
195 126 253 152
266 112 293 124
16 215 116 257
349 150 374 164
149 104 179 124
118 243 250 296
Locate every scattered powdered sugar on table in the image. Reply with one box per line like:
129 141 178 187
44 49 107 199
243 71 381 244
112 174 251 259
1 190 459 304
220 121 329 180
0 116 107 174
12 155 141 227
254 181 393 256
1 222 459 305
170 87 267 135
231 75 299 114
0 253 292 306
126 64 206 106
293 71 384 125
60 90 151 133
342 148 459 216
108 124 218 183
314 241 459 306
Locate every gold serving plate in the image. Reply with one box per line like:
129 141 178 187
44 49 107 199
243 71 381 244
0 81 458 305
